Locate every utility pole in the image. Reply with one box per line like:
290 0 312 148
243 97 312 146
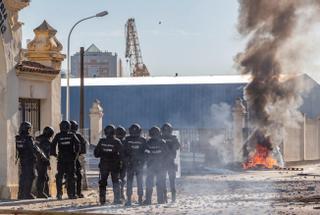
79 47 85 131
79 47 88 190
66 10 108 120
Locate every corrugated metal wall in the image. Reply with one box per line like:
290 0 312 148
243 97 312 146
61 83 245 129
61 74 320 130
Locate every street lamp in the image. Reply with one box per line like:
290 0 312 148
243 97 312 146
66 10 108 121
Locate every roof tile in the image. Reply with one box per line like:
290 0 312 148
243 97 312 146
16 61 60 75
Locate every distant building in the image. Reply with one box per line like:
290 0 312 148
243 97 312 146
71 44 122 78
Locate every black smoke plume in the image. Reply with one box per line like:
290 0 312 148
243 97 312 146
236 0 320 147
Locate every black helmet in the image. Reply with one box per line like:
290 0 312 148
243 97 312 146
149 126 161 138
116 126 126 139
161 122 173 136
60 120 71 132
70 120 79 132
43 126 54 138
104 124 116 137
19 121 32 135
129 123 141 137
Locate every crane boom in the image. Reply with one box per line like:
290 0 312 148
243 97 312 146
125 18 150 77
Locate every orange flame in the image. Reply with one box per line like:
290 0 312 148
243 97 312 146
243 144 277 169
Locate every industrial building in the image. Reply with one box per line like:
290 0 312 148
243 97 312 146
62 75 246 129
61 74 320 129
61 74 320 165
71 44 122 78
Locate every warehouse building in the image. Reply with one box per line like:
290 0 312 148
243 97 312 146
61 74 320 167
61 74 320 129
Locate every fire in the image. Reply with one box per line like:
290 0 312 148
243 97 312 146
243 143 277 169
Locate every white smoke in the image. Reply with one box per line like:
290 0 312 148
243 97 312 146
208 103 234 166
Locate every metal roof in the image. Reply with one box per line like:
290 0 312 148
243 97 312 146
61 75 250 87
86 44 101 53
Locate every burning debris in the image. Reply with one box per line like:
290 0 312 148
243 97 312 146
242 130 277 169
236 0 320 168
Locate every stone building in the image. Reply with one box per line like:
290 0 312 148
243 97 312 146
71 44 122 78
0 0 64 199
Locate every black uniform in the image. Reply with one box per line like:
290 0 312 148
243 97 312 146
70 120 87 198
123 135 146 205
161 123 180 202
162 134 180 202
94 125 122 205
74 132 87 197
51 130 80 199
115 126 127 200
16 134 37 199
144 127 167 205
16 121 48 200
35 134 51 198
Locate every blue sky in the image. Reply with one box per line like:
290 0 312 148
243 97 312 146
20 0 245 76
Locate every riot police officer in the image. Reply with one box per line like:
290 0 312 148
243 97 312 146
144 126 167 205
123 123 146 206
94 125 122 205
70 120 88 198
16 122 48 200
51 121 80 200
161 123 180 203
35 126 54 198
115 126 127 201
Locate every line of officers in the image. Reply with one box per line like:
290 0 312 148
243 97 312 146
15 120 180 206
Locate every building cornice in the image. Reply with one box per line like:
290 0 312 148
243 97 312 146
16 70 58 81
16 61 60 81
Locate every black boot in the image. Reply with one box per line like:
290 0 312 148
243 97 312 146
76 178 83 198
172 191 176 203
56 179 63 200
138 195 143 205
68 195 77 199
100 195 106 205
67 185 77 199
44 180 50 198
125 196 132 206
143 198 151 205
99 186 106 205
113 183 121 204
120 181 125 200
143 189 152 205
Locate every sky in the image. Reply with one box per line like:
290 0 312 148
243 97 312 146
19 0 245 77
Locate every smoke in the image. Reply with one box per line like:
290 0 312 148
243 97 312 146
210 103 232 129
236 0 320 147
208 103 234 165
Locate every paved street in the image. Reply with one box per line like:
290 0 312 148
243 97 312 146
1 163 320 214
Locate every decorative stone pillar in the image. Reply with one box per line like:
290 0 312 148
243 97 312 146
232 98 247 162
24 20 65 133
90 100 104 145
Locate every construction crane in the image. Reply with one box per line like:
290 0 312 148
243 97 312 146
125 18 150 77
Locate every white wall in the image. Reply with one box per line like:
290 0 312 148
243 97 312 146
283 116 320 162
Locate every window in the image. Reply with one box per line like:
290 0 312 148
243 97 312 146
19 98 41 134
